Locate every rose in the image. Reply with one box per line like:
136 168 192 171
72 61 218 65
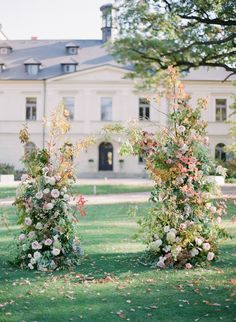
30 258 36 265
46 203 54 210
203 243 211 251
36 191 43 200
28 263 34 270
48 177 56 185
43 188 50 194
51 189 60 198
34 251 41 260
195 238 203 246
185 263 192 269
63 194 70 201
25 217 32 226
190 248 199 257
44 238 53 246
166 231 176 244
31 241 40 250
154 239 162 247
52 248 60 256
18 233 26 241
210 206 217 214
164 226 170 233
28 231 35 239
35 222 43 230
207 252 215 261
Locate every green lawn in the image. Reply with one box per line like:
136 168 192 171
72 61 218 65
0 201 235 322
0 185 152 199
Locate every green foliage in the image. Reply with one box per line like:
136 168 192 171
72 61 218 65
111 0 236 84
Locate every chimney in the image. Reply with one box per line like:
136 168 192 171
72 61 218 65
100 3 117 42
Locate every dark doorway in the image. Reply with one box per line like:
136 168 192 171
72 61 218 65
99 142 113 171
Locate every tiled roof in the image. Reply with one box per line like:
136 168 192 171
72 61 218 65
0 39 122 80
0 39 235 81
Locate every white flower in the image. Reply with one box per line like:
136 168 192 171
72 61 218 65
216 217 222 224
18 233 26 241
203 243 211 251
175 246 182 254
35 222 43 230
34 251 41 260
28 254 32 258
170 228 177 234
179 144 188 154
21 174 28 181
63 194 70 201
163 245 171 253
52 248 60 256
55 175 61 182
28 263 34 270
47 177 56 185
30 258 36 265
156 260 165 268
166 231 176 244
164 226 170 233
46 203 54 210
31 241 40 250
195 238 203 246
43 188 50 194
177 125 186 134
25 217 32 226
154 239 162 247
36 191 43 200
190 248 199 257
22 244 28 251
44 238 53 246
207 252 215 261
51 189 60 198
43 167 49 175
28 231 35 239
210 206 217 214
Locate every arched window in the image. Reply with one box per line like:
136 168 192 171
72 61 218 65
215 143 226 161
99 142 113 171
24 142 36 155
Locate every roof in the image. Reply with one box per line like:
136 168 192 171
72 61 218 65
0 39 235 82
0 39 123 80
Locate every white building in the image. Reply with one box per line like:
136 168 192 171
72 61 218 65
0 4 235 177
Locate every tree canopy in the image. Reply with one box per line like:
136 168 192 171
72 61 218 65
111 0 236 81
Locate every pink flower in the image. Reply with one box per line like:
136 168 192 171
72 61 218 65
207 252 215 261
18 233 26 241
51 189 60 198
203 243 211 251
44 238 53 246
36 191 43 200
25 217 32 226
31 241 40 250
185 263 192 269
52 248 60 256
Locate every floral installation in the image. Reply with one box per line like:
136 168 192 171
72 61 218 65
14 104 95 271
105 67 229 269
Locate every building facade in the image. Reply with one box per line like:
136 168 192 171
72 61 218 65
0 4 235 177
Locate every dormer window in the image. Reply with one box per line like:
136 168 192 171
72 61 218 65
0 63 5 72
61 58 78 73
0 43 12 55
65 42 79 55
24 58 42 75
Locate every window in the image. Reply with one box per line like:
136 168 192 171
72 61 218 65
26 97 37 121
139 98 150 121
26 64 39 75
101 97 112 121
62 64 77 73
0 64 5 72
24 142 36 155
215 143 226 161
63 97 75 120
67 47 78 55
216 99 227 121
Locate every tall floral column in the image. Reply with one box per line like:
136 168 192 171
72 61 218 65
15 105 94 271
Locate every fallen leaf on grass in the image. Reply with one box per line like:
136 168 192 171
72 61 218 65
116 310 126 319
203 300 221 306
230 279 236 285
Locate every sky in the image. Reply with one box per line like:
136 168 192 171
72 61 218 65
0 0 110 40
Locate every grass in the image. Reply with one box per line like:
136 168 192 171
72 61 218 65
0 201 235 322
0 185 152 199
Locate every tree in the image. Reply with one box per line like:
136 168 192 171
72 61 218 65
111 0 236 82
